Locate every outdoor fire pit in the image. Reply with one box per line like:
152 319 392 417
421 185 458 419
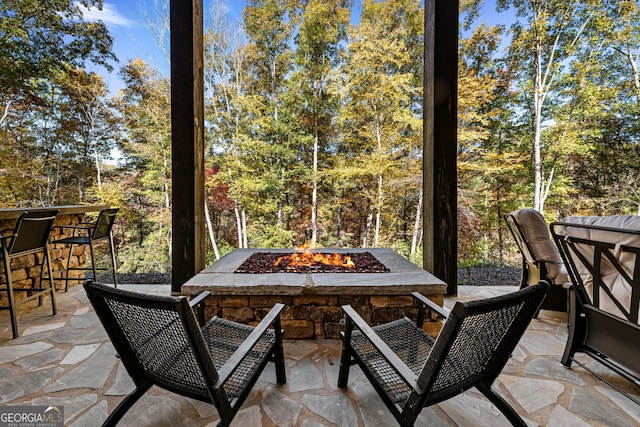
235 250 389 273
182 248 446 339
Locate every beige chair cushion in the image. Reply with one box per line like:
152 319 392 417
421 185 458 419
557 215 640 322
512 208 568 285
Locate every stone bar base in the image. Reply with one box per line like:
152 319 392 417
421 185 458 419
0 205 108 307
183 248 447 339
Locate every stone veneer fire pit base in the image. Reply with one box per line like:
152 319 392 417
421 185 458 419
182 248 447 339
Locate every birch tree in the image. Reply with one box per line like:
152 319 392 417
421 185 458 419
500 0 595 213
235 0 296 247
339 0 422 247
290 0 350 247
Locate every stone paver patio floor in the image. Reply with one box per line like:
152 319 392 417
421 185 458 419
1 284 639 426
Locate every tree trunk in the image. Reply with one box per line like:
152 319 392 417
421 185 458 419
241 208 248 248
234 200 243 248
627 45 640 102
0 101 11 126
374 118 383 247
164 153 170 208
533 35 544 212
95 151 102 192
204 201 220 260
311 123 319 247
363 210 373 248
411 183 423 256
374 173 382 248
278 167 285 225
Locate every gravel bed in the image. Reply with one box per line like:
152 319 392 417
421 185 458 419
97 272 171 284
457 266 520 287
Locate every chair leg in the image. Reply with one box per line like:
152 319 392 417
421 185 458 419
337 318 354 388
108 234 117 288
37 253 45 307
102 383 152 427
44 247 57 315
476 383 527 427
561 289 583 367
89 240 97 282
273 318 286 384
64 243 74 292
4 258 19 339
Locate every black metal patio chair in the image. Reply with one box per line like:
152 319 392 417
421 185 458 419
338 281 549 427
84 280 286 427
55 208 119 290
551 216 640 402
0 209 60 339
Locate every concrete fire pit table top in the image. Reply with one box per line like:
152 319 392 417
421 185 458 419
181 248 447 296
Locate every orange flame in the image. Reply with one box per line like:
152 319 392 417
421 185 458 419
274 243 355 269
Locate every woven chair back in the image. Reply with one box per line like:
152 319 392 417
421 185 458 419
84 281 217 398
419 282 548 404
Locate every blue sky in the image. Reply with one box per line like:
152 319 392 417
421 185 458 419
82 0 510 95
82 1 250 93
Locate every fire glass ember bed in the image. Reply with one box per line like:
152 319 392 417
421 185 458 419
234 251 390 274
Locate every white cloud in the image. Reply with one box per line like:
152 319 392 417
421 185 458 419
78 2 133 28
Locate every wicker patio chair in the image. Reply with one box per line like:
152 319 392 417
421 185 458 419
338 282 549 427
55 208 119 290
0 209 60 338
84 280 286 427
505 208 569 312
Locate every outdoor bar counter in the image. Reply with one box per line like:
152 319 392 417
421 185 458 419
0 204 109 293
0 204 108 220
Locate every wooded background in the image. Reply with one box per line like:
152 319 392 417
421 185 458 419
2 0 639 273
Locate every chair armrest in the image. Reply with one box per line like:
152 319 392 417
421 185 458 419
0 233 15 249
189 291 211 308
189 291 211 325
412 292 450 319
216 303 285 386
341 304 422 393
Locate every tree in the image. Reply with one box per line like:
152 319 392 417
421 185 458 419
339 0 423 248
290 0 350 246
55 67 119 201
228 0 297 247
0 0 116 125
203 1 250 251
0 66 117 206
499 0 596 213
457 19 524 263
111 58 172 272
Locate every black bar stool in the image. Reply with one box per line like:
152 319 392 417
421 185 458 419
0 210 60 338
54 208 119 290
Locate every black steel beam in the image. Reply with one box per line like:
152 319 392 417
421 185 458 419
424 0 458 295
170 0 205 294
